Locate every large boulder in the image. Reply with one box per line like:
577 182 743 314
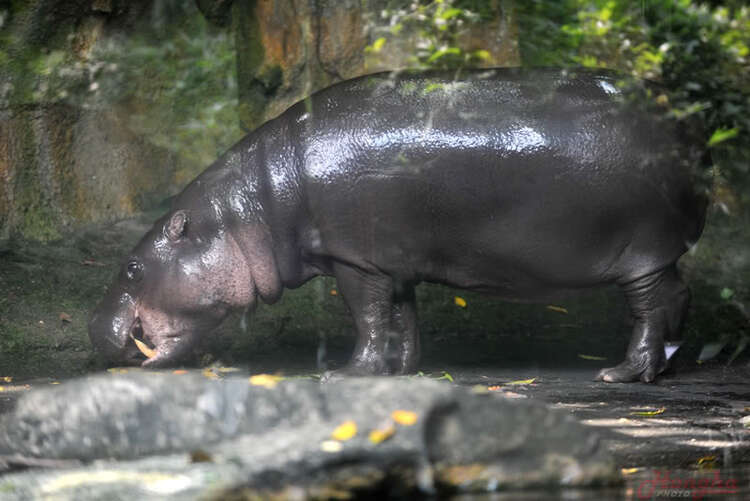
0 373 617 499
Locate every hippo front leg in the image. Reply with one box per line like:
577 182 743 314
597 266 689 383
331 263 396 376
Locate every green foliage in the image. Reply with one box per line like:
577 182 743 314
4 0 241 173
366 0 490 69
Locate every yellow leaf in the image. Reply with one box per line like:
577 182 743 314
578 354 607 361
546 305 568 314
132 336 156 359
1 376 11 383
630 407 666 417
506 378 536 385
621 467 640 475
391 410 418 426
0 387 4 392
217 367 240 373
369 424 396 444
697 455 717 466
473 49 491 60
51 381 60 385
331 420 358 441
201 369 219 380
454 296 467 308
371 37 386 52
249 374 283 389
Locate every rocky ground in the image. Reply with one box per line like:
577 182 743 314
0 364 748 499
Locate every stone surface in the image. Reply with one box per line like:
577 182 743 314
0 0 174 241
227 0 520 131
0 374 616 499
0 104 176 240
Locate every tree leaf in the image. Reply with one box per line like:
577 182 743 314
707 127 739 147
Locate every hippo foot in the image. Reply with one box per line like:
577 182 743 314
595 360 662 383
320 360 390 382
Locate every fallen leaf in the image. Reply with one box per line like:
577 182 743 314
697 455 717 468
81 259 105 267
330 289 338 296
369 423 396 444
172 369 188 375
132 336 156 359
217 367 240 373
578 354 607 361
51 381 60 385
320 440 343 453
201 369 219 380
487 385 503 391
59 312 72 323
249 374 282 388
1 376 11 383
436 371 454 383
331 420 357 441
621 467 640 475
546 305 568 314
190 450 213 463
391 410 418 426
454 296 467 308
506 378 536 385
630 407 666 417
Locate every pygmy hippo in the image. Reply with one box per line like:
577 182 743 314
89 68 709 383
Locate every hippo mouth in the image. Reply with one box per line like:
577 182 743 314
124 316 196 368
129 318 157 361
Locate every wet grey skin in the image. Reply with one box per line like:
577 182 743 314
89 68 709 383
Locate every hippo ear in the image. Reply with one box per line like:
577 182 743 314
164 210 189 241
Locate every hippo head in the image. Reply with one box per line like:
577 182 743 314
89 208 264 367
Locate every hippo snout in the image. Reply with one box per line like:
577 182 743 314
88 291 143 365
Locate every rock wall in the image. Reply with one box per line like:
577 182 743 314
201 0 520 131
0 0 177 241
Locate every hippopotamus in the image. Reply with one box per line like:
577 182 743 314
89 68 709 383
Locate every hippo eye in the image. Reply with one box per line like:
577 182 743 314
126 260 143 281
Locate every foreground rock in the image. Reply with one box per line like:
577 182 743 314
0 373 616 499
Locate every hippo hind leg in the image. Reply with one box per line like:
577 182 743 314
597 265 689 383
388 285 420 375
